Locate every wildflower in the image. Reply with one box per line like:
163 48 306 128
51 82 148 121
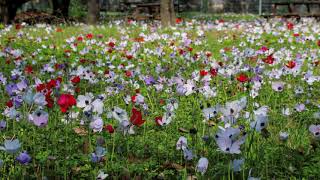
232 158 244 172
215 127 246 154
176 136 187 150
71 76 81 84
0 139 21 154
271 81 285 92
130 108 145 127
220 97 247 124
90 116 104 133
97 170 108 180
202 105 219 121
104 124 114 134
0 120 6 130
295 103 305 112
91 146 106 163
279 132 289 141
196 157 209 175
250 115 268 132
16 151 31 165
33 92 47 106
309 124 320 139
57 94 76 113
110 107 129 123
237 73 249 83
286 60 296 69
183 148 194 160
29 109 49 127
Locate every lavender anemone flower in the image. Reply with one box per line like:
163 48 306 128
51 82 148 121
29 110 49 127
0 120 7 131
196 157 209 175
90 146 106 163
0 139 21 154
144 76 155 85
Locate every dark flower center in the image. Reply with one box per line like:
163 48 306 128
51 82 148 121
278 86 282 91
37 112 41 117
260 122 265 127
315 132 319 136
226 147 230 151
230 108 234 114
85 100 89 105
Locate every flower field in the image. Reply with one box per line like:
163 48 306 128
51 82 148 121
0 18 320 179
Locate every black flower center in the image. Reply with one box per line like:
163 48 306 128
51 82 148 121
315 132 319 136
226 147 230 151
37 112 41 117
260 122 265 127
85 100 89 105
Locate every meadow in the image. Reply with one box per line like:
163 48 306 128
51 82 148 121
0 16 320 179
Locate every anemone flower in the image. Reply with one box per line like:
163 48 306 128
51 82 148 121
16 151 32 165
196 157 209 175
0 139 21 154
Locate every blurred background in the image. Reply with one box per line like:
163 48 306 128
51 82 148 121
1 0 320 24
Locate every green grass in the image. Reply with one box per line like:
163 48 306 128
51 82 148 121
0 18 320 179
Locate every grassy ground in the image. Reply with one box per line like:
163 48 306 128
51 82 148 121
0 17 320 179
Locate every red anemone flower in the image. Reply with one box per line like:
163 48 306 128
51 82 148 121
286 60 296 69
57 94 76 113
130 108 145 127
86 33 93 39
24 65 33 74
176 18 183 24
104 125 115 133
262 55 275 64
200 70 208 77
210 68 218 77
237 73 249 83
71 76 81 84
287 22 294 30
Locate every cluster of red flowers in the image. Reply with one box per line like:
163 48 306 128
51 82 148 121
36 78 62 108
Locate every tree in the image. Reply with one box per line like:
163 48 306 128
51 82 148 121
0 0 71 24
52 0 70 18
161 0 175 27
0 0 29 24
87 0 100 25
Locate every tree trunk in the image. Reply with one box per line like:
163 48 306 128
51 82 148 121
161 0 175 27
0 0 29 24
88 0 100 25
169 0 175 25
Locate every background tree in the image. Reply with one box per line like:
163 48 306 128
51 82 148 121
161 0 175 26
52 0 70 18
0 0 29 24
87 0 100 24
0 0 71 24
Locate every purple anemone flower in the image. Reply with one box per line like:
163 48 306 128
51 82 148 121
6 83 18 96
16 151 32 165
144 76 155 85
